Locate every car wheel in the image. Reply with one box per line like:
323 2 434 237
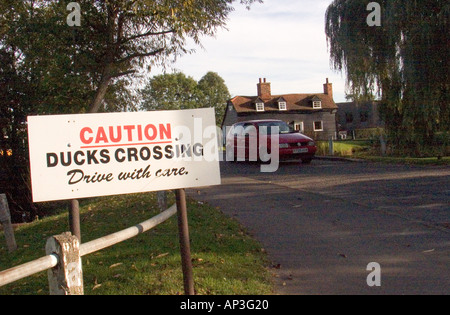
301 157 313 164
225 149 236 162
259 147 271 163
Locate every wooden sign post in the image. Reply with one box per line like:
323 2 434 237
0 194 17 253
69 199 81 242
175 189 195 295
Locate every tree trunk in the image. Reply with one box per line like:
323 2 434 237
89 65 113 113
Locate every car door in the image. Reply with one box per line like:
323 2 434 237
227 123 243 160
236 123 257 161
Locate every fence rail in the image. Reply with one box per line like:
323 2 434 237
0 254 59 287
0 204 177 290
80 204 176 257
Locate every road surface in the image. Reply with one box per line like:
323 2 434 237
188 159 450 295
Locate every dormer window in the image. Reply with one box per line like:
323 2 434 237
254 97 265 112
313 101 322 109
256 102 265 112
311 96 322 109
276 97 287 111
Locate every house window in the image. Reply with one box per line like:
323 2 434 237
294 122 304 132
345 112 354 123
360 111 369 123
313 101 322 109
256 102 265 112
314 121 323 131
278 102 287 111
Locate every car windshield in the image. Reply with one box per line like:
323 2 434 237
258 121 294 135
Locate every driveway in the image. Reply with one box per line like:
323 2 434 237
188 159 450 295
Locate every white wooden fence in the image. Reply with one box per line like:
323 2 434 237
0 204 177 294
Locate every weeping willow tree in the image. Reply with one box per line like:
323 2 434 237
325 0 449 156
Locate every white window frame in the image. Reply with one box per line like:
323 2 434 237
256 102 265 112
294 121 304 132
313 121 323 132
313 101 322 109
278 102 287 111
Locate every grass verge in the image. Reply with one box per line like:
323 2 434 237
317 141 450 166
351 155 450 166
316 140 370 157
0 193 272 295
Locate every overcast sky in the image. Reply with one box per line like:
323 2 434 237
151 0 348 102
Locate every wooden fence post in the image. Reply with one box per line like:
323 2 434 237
45 232 83 295
0 194 17 253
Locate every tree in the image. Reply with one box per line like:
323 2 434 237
0 49 38 222
1 0 262 115
65 0 261 113
140 72 201 111
198 72 231 125
0 0 262 221
140 71 230 124
325 0 449 155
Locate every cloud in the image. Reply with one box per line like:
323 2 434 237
151 0 348 102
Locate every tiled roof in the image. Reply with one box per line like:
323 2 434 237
229 93 338 113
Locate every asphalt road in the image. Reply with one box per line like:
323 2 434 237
187 158 450 295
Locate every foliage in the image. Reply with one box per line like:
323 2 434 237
353 128 386 141
345 92 376 102
1 0 260 112
140 71 231 124
198 71 231 124
140 72 201 111
325 0 449 155
0 50 38 221
0 0 261 221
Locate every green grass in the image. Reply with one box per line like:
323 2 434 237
317 140 449 165
317 140 371 157
353 155 450 166
0 193 272 295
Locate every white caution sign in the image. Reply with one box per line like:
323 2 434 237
27 108 221 202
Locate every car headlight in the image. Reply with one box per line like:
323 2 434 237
308 141 315 146
279 143 289 149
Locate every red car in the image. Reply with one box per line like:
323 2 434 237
226 120 317 164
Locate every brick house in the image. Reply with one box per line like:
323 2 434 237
222 78 338 141
336 101 384 136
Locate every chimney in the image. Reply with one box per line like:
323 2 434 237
323 78 333 99
257 78 271 100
